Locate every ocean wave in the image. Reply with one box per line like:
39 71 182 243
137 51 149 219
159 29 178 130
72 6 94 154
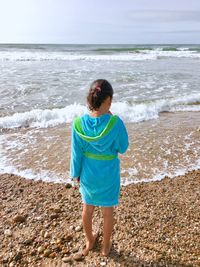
0 49 200 61
0 94 199 129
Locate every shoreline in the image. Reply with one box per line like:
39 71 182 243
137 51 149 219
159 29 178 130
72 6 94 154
0 170 200 266
1 111 200 186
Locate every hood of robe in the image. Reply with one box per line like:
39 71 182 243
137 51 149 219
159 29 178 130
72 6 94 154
73 114 119 153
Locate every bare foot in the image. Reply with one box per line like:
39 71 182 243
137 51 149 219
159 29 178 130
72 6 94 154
82 233 98 256
101 241 112 257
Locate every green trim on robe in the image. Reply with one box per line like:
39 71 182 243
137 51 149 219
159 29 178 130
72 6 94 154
73 115 118 142
83 152 117 160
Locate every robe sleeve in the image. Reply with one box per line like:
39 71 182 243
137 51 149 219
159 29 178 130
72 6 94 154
70 125 83 179
116 118 129 154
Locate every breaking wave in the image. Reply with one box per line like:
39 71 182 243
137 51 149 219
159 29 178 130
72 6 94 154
0 94 200 129
0 49 200 62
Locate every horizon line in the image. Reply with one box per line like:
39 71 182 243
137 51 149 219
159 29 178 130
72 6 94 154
0 42 200 46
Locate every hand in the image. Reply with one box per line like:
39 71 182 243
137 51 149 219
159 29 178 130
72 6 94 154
71 177 80 188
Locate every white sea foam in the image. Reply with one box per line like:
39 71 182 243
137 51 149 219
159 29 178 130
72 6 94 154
122 159 200 186
0 134 70 183
0 49 200 62
0 103 87 129
0 94 199 129
1 154 200 186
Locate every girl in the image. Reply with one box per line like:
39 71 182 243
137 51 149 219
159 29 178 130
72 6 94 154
70 79 129 256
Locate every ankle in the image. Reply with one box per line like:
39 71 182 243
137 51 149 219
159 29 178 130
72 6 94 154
86 235 95 244
102 240 111 248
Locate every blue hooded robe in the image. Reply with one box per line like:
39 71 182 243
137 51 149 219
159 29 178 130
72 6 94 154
70 113 129 207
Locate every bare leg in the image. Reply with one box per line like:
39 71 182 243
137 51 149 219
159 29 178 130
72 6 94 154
82 204 96 256
101 206 114 256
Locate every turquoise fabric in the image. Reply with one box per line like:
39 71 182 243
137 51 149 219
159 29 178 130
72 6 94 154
70 113 129 207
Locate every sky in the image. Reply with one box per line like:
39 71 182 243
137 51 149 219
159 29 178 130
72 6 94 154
0 0 200 44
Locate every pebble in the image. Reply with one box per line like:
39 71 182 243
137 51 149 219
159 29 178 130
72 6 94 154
65 183 72 189
55 238 62 244
35 216 42 221
50 213 59 220
49 252 57 258
64 233 73 241
69 225 74 231
1 170 200 267
62 256 72 262
62 247 70 254
40 230 45 237
43 249 51 257
23 238 33 245
75 225 82 232
54 207 62 213
13 214 26 223
14 251 22 261
4 229 12 237
44 231 50 238
30 249 37 256
71 246 79 253
73 253 84 261
37 246 45 253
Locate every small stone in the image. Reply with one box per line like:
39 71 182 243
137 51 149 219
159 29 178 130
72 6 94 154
14 251 22 261
30 249 37 256
62 247 70 254
6 208 12 213
65 183 72 189
55 238 62 244
64 234 73 241
100 262 107 266
73 253 84 261
118 247 124 254
13 214 26 223
37 246 45 253
75 225 82 232
52 221 59 226
54 207 62 213
50 214 59 220
4 229 12 237
44 231 50 238
43 249 51 257
35 216 42 221
9 262 15 267
62 256 72 262
49 252 56 258
44 223 50 228
72 247 79 253
40 230 45 237
69 225 74 231
23 238 33 245
2 255 9 263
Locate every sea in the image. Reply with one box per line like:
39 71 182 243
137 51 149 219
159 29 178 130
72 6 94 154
0 44 200 185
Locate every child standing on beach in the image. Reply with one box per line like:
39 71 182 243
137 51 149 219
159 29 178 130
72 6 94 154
70 79 129 256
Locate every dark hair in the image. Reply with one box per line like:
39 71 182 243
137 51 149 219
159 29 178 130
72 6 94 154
87 79 113 111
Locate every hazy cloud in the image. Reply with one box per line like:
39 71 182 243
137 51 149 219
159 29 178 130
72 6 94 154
0 0 200 43
128 10 200 23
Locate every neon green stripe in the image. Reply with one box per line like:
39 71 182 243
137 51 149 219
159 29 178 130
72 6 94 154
74 115 118 142
83 152 117 160
74 117 85 135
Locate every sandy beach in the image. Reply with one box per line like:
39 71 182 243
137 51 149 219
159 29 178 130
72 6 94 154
0 170 200 267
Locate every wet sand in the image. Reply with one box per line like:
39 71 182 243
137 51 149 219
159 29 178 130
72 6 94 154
0 170 200 267
1 111 200 184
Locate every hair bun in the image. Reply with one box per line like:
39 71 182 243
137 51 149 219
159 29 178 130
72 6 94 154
95 86 101 92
